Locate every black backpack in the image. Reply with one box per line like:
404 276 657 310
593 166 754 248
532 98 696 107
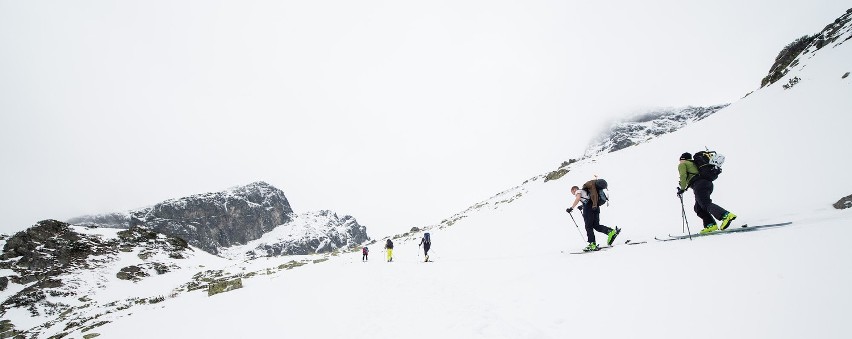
692 150 723 181
583 179 609 205
595 179 609 205
423 232 431 244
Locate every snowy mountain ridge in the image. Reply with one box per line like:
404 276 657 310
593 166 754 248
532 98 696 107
582 104 729 158
2 7 852 339
67 181 369 256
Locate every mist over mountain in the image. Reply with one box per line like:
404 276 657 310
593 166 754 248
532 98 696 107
2 7 851 339
582 104 730 158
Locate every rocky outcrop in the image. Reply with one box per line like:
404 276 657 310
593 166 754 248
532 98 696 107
834 194 852 209
138 181 293 254
116 266 149 281
70 181 294 254
761 35 815 88
761 8 852 88
1 220 114 285
0 220 192 316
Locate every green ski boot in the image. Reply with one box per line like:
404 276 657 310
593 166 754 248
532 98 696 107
719 212 737 230
606 227 621 246
583 242 599 252
700 224 718 234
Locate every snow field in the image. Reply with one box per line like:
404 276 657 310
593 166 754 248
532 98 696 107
60 14 852 339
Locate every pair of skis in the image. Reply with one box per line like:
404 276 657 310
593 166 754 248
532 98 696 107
565 239 646 255
654 222 793 242
567 222 793 254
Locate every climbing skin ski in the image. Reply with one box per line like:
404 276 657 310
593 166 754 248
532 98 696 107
655 222 793 242
567 246 612 255
562 239 645 254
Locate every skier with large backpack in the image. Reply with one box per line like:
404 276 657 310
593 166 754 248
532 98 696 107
384 239 394 262
566 179 621 252
418 232 431 262
677 151 737 234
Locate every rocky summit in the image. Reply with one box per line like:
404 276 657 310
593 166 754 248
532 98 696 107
68 181 371 257
70 181 294 254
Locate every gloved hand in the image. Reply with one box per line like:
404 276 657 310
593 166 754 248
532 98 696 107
676 187 685 196
566 207 573 213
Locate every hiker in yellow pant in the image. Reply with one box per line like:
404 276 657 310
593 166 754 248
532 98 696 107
384 239 394 262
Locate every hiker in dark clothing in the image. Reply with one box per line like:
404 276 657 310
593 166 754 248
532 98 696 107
419 233 431 262
677 152 737 234
361 246 369 261
567 184 620 251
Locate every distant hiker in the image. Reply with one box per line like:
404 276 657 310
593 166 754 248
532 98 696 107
419 232 431 262
677 152 737 234
567 183 620 252
384 239 394 262
362 246 369 261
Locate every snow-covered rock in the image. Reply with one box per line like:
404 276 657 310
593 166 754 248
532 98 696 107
0 220 212 337
583 104 729 158
220 210 369 260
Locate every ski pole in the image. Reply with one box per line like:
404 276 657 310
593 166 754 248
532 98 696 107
678 194 692 240
568 211 585 241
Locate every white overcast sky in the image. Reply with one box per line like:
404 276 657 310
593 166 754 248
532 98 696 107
1 0 848 236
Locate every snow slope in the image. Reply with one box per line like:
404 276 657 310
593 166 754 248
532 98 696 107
60 11 852 339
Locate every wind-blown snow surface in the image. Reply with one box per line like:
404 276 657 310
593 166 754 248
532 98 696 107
96 25 852 339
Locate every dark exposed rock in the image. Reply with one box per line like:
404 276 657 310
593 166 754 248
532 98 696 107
761 35 815 88
71 182 294 254
782 76 801 90
140 182 293 254
761 8 852 88
116 266 148 281
0 277 7 291
152 263 171 275
0 319 22 338
1 220 113 284
544 169 569 182
1 278 63 314
834 194 852 209
0 220 191 316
